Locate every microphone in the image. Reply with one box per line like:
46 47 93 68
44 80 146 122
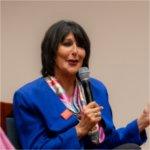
78 67 93 104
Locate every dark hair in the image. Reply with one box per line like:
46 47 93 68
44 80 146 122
41 20 91 77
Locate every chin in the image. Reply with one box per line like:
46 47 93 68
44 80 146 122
68 70 78 75
64 65 82 75
66 68 79 75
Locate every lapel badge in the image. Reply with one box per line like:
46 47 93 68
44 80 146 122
61 109 73 120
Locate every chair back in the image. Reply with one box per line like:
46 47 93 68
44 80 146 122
6 117 21 149
0 102 21 149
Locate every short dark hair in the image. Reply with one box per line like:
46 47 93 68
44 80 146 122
41 20 91 77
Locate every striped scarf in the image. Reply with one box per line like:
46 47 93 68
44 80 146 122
46 76 105 144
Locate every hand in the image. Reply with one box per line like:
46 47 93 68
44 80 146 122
137 104 150 132
75 101 103 139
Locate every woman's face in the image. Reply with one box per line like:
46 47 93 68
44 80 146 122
54 32 86 76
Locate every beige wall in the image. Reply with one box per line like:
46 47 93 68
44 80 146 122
1 1 149 149
0 2 2 100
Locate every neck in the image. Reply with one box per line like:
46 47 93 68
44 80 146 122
54 72 76 97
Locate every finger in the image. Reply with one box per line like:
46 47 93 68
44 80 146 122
93 116 102 122
100 106 104 110
97 116 102 121
90 105 103 113
86 113 101 123
87 101 99 108
91 107 101 113
89 110 102 119
83 107 101 116
88 102 104 111
94 112 101 118
83 104 98 112
143 105 150 114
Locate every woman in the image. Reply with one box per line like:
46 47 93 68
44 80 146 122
13 20 149 149
0 127 15 150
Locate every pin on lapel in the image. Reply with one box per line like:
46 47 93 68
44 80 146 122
61 109 73 120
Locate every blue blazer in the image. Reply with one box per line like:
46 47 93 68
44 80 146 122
13 77 147 149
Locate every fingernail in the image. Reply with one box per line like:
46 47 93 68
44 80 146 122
100 106 104 110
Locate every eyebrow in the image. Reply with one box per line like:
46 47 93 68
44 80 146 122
63 38 76 42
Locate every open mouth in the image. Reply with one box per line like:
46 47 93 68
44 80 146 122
68 59 79 65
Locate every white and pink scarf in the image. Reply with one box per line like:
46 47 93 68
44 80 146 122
46 76 105 144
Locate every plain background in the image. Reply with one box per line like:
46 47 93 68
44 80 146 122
1 0 149 149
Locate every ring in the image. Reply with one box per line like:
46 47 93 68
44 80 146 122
95 112 99 117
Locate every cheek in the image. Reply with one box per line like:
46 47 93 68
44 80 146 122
80 50 86 60
56 50 67 62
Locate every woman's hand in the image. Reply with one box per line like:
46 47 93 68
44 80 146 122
75 101 103 139
137 104 150 132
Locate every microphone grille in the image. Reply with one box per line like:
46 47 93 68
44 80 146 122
78 67 90 81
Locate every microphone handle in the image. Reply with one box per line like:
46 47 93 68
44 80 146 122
81 80 93 104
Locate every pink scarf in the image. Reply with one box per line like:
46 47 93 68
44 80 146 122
0 127 15 150
46 76 105 144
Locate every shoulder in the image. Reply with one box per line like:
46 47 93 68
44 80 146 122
15 77 45 94
13 77 47 106
89 77 108 92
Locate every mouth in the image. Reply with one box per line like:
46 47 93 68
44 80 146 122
67 59 79 66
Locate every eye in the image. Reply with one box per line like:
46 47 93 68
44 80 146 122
76 42 84 49
62 40 73 47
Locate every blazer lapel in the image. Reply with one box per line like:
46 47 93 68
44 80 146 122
41 78 79 133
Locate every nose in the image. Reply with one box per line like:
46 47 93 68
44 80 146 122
72 43 78 55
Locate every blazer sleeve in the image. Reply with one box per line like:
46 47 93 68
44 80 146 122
102 119 147 149
100 87 147 149
90 78 147 149
13 91 81 149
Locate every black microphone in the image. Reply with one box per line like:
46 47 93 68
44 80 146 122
78 67 93 104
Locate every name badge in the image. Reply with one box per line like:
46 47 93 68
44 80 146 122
61 109 73 120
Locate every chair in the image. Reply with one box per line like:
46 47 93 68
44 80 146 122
0 102 21 149
6 117 21 149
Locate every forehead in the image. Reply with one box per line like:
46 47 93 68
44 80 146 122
64 32 75 40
